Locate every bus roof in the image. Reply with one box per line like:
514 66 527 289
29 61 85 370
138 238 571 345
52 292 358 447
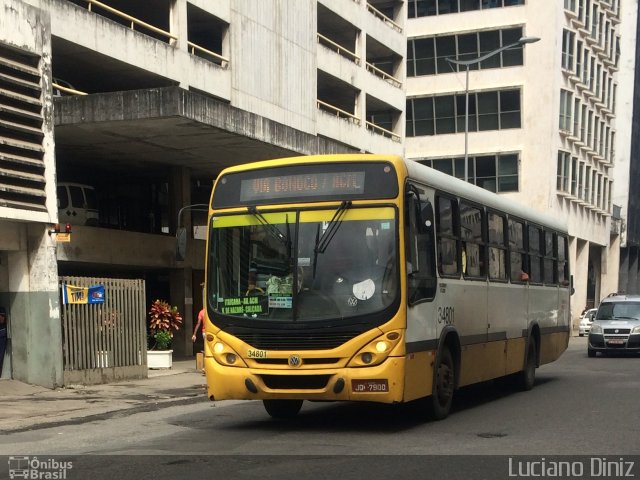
216 153 402 174
215 154 566 234
403 159 567 234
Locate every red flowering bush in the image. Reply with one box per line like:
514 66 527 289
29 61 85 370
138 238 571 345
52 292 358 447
148 299 183 350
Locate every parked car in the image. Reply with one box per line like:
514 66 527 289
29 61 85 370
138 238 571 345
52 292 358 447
57 182 99 226
578 308 597 336
588 294 640 357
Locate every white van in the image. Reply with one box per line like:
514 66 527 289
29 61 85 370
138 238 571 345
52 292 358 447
588 294 640 357
57 182 99 226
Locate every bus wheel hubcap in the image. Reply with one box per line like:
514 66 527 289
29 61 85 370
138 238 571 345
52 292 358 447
437 362 453 404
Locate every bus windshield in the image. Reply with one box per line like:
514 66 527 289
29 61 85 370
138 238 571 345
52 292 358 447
208 206 398 323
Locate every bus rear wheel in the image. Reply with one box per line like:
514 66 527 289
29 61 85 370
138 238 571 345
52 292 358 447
429 347 455 420
263 399 303 419
518 337 537 391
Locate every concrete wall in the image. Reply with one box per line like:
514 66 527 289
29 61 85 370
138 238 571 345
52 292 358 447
1 0 57 225
1 0 63 387
55 226 205 269
230 0 316 134
0 223 62 387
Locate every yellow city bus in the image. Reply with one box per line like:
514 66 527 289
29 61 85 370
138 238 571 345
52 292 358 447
203 154 571 419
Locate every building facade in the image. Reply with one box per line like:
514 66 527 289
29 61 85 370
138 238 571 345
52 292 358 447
0 0 406 386
615 0 640 294
405 0 633 328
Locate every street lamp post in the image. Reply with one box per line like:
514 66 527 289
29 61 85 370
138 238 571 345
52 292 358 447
446 36 540 183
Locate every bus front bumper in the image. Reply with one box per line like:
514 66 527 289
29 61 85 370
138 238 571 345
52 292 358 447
205 356 406 404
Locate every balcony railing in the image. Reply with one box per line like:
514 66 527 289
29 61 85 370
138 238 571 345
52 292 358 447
52 82 88 96
317 34 360 64
74 1 228 67
187 42 229 68
366 3 402 33
365 121 400 142
80 0 177 43
365 62 402 88
317 100 361 125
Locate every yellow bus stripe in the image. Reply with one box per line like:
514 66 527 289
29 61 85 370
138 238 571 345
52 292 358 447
213 207 395 228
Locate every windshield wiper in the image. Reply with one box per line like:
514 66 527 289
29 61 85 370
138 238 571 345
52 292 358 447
312 201 351 278
315 200 352 254
248 206 289 247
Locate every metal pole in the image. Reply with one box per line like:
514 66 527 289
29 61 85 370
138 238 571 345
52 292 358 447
464 65 469 184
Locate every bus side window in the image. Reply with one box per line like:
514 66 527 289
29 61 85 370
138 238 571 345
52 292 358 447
557 235 570 287
488 211 507 281
435 195 459 276
543 230 556 285
528 225 543 283
508 218 527 282
460 202 485 278
406 185 436 304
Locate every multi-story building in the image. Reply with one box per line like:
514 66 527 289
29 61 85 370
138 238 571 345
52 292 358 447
615 0 640 294
405 0 632 328
0 0 405 387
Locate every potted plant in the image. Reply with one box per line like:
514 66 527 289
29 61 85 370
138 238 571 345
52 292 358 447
147 299 183 369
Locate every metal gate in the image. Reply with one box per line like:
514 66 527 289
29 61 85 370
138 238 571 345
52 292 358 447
60 276 147 385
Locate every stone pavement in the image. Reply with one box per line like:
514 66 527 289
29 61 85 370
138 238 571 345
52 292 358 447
0 358 209 433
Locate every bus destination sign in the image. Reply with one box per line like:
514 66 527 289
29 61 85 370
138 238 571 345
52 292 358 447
240 171 365 202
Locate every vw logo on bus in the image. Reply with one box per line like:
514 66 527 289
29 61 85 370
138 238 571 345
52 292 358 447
288 354 302 368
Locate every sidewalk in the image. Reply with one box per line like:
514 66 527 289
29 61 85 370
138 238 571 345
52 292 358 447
0 359 208 433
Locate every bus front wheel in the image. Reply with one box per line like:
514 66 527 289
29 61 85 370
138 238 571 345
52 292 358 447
263 399 303 419
429 347 455 420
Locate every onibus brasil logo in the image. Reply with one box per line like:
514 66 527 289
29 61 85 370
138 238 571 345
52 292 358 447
8 456 73 479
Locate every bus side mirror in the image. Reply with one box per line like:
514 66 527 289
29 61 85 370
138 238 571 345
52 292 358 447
176 227 187 261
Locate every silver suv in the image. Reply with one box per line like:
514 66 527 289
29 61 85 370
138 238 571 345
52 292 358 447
588 294 640 357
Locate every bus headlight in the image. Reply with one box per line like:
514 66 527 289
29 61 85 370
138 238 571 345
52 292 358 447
347 330 403 368
210 340 246 367
361 352 373 364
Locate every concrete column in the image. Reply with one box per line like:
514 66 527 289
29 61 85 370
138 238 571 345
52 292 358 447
170 165 192 235
169 165 195 357
6 225 62 387
356 31 367 131
618 247 630 293
169 0 189 88
601 236 620 300
629 247 639 295
170 267 193 357
573 238 589 333
169 0 188 51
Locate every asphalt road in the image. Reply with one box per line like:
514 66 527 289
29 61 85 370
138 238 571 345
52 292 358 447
2 336 639 479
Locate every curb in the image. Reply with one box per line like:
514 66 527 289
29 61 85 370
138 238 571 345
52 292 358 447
1 393 207 435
